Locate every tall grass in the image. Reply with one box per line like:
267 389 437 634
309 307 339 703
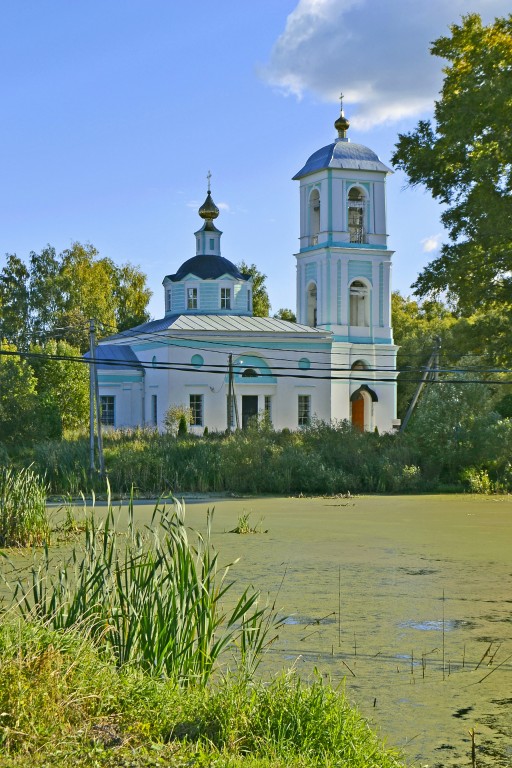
13 491 280 684
0 466 49 547
0 619 405 767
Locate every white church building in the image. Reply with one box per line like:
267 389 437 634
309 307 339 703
95 106 399 433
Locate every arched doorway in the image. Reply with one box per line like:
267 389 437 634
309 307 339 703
350 385 378 432
351 393 365 431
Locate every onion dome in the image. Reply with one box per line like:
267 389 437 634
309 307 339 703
334 109 350 139
198 190 219 222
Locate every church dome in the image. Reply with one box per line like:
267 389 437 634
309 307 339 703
166 255 249 282
293 102 391 179
293 140 392 179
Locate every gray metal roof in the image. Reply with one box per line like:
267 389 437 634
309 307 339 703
84 344 142 369
293 140 392 179
108 314 329 339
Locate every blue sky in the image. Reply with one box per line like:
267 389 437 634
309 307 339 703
1 0 508 319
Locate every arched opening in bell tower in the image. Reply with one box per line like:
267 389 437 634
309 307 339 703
309 189 320 245
347 187 366 243
306 282 317 327
349 280 370 327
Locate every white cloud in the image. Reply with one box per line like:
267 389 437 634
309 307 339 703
262 0 511 128
217 202 231 212
421 233 443 253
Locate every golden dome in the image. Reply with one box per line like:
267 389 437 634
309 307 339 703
334 111 350 138
198 190 219 221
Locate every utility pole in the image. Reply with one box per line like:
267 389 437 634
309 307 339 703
227 353 240 431
400 336 442 433
89 319 96 478
89 318 105 479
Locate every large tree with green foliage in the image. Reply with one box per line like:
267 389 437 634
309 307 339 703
236 261 271 317
392 13 512 312
0 243 152 351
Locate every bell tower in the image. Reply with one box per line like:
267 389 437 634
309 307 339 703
293 100 399 431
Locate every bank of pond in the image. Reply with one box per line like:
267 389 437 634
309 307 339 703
3 417 512 496
1 484 511 767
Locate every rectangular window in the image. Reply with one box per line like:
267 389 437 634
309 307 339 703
166 289 172 312
221 287 231 309
209 238 215 250
151 394 157 427
247 289 251 312
298 395 311 427
100 395 115 427
264 395 272 423
187 287 198 309
190 394 203 426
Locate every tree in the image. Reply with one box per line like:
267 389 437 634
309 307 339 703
274 308 296 322
0 243 152 351
392 14 512 313
236 261 270 317
30 340 89 432
0 255 30 348
0 343 39 443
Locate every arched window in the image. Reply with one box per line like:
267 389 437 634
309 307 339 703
348 187 366 243
307 282 317 327
350 280 369 327
241 368 258 378
351 360 368 371
309 189 320 245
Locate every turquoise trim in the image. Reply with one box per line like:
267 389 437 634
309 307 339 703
300 242 385 253
331 335 393 344
99 374 142 383
133 338 332 353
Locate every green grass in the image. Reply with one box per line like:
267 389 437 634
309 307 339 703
12 491 280 684
0 618 405 768
0 466 50 547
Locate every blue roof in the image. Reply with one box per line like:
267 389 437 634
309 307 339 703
293 140 392 179
84 344 142 369
165 255 250 282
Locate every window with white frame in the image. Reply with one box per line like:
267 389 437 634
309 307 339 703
189 394 203 426
100 395 115 427
221 287 231 309
187 287 198 310
264 395 272 422
166 289 172 312
298 395 311 427
151 394 157 427
209 238 215 250
247 289 251 312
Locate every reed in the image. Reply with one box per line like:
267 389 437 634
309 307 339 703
13 490 278 685
0 466 49 547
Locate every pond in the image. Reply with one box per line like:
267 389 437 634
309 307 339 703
4 493 512 767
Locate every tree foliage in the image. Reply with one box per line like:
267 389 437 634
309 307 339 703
273 308 296 322
0 243 152 351
392 13 512 312
237 261 271 317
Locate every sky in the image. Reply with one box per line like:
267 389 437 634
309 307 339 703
1 0 509 320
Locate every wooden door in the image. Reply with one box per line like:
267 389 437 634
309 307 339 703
352 396 365 432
